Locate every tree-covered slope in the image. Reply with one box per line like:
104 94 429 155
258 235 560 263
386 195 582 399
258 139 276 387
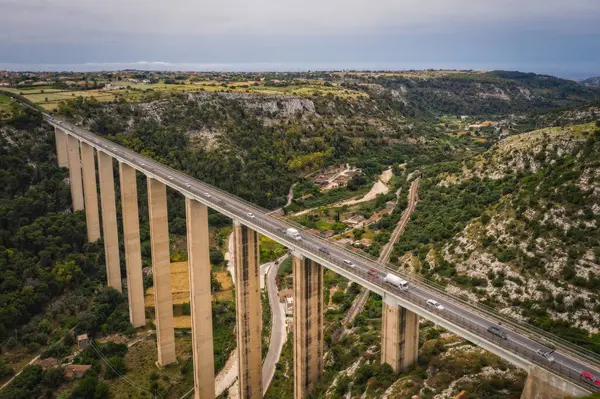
395 119 600 351
55 91 469 209
349 71 600 116
0 104 109 343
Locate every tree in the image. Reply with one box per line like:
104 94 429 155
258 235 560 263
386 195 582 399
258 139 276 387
104 356 126 379
347 174 367 191
332 291 345 304
209 247 224 265
70 373 105 399
42 367 65 389
0 358 13 378
6 337 18 349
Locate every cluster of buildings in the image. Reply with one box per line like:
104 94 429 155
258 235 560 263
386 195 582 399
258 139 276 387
466 120 497 130
343 203 396 229
313 165 362 191
34 334 93 380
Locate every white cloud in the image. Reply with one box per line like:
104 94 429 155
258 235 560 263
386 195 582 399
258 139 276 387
1 0 599 43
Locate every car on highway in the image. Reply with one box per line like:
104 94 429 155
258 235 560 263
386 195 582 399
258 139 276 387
204 193 211 198
343 259 355 268
185 183 191 188
139 162 145 166
247 212 255 219
368 269 379 278
486 326 508 340
535 349 555 362
318 247 330 255
427 299 444 310
580 371 596 384
112 147 118 151
167 175 173 180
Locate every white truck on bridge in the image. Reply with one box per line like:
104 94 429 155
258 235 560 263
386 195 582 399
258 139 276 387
286 227 302 241
384 273 409 290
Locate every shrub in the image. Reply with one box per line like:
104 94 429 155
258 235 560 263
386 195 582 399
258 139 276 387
104 356 126 379
332 291 345 304
6 337 18 349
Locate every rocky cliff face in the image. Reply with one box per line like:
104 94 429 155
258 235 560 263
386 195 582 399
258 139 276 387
580 77 600 87
431 122 600 334
189 91 318 118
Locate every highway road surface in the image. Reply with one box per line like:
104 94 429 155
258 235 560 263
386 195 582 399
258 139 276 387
46 114 600 393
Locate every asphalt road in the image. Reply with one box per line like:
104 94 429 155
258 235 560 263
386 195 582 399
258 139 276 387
47 115 600 392
262 256 288 393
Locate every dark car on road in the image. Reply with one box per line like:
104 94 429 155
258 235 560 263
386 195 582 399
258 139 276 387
487 326 507 340
318 247 330 255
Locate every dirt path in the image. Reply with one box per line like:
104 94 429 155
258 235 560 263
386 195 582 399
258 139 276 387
290 168 394 217
342 176 421 328
0 354 40 390
378 177 420 264
214 350 238 396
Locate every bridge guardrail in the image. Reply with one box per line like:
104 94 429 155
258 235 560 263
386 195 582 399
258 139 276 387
242 213 600 393
47 115 600 391
278 214 600 368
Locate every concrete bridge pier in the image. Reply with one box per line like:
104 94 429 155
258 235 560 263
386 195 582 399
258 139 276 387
54 127 69 168
97 151 122 292
293 255 324 399
80 142 101 242
66 134 84 211
381 299 419 373
119 163 146 328
185 198 215 399
521 366 591 399
147 177 176 366
233 221 262 399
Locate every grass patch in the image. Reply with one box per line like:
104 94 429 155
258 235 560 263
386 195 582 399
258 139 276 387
260 235 287 263
262 290 271 360
104 334 194 399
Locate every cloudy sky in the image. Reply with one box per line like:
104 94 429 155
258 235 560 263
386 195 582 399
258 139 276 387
1 0 599 77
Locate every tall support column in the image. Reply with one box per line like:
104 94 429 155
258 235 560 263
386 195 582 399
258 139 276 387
97 151 122 292
185 199 215 399
521 366 591 399
293 255 324 399
147 177 176 366
80 142 101 242
66 134 84 211
119 163 145 328
233 221 262 399
54 128 69 168
381 300 419 373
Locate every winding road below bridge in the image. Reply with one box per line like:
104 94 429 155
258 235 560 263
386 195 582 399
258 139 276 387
216 236 287 397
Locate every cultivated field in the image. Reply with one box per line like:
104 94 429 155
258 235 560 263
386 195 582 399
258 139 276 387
2 78 368 111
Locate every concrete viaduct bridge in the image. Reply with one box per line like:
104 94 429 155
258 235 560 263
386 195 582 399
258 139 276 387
47 114 599 399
